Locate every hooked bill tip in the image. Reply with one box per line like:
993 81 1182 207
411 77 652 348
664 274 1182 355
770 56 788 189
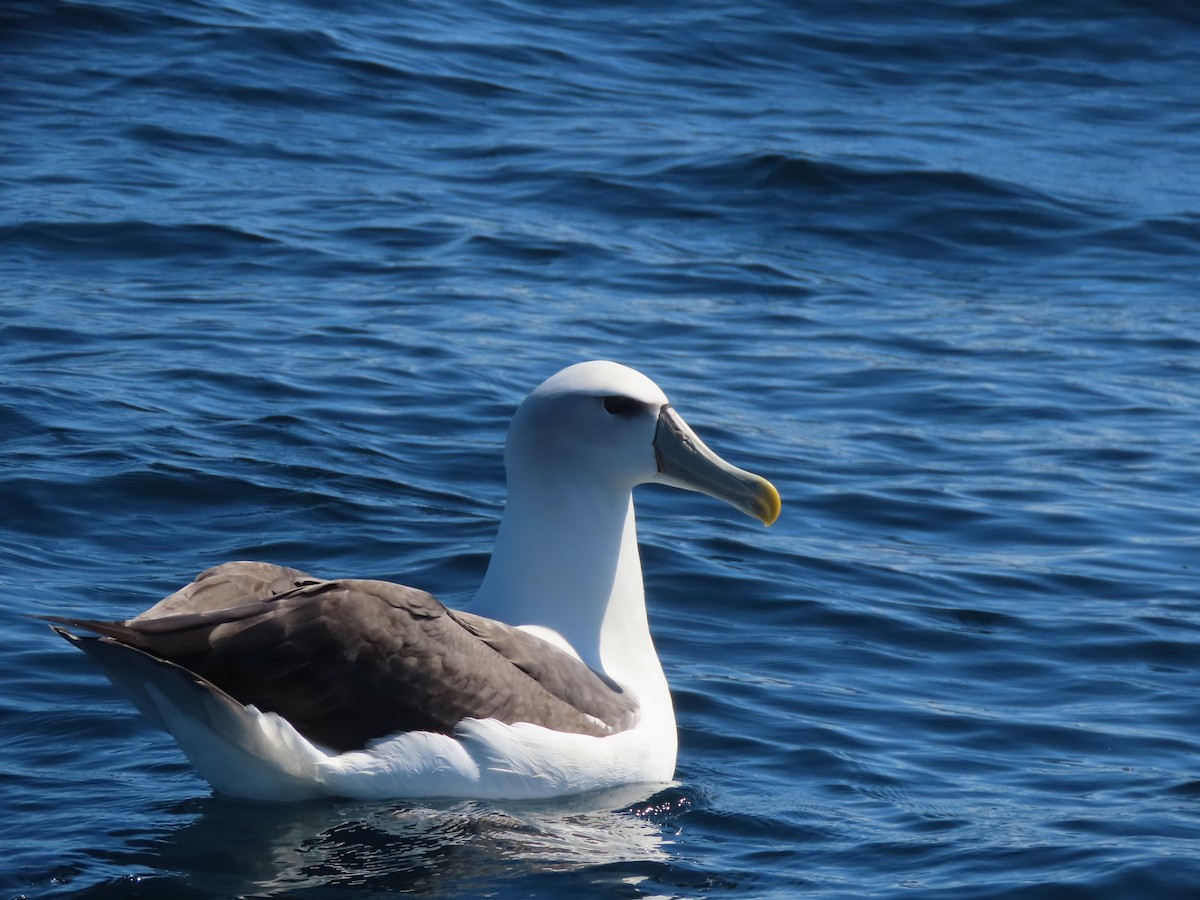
755 478 782 526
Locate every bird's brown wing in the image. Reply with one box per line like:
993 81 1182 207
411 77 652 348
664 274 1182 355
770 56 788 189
44 562 639 753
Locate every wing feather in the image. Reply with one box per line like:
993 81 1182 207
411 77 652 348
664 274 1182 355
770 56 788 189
45 562 639 753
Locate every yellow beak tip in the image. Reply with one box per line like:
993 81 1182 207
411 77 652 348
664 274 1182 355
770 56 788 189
757 482 782 527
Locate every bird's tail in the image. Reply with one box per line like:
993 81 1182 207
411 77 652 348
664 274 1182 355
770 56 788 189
46 624 327 800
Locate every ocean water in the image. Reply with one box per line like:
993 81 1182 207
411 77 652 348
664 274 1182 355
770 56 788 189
2 0 1200 896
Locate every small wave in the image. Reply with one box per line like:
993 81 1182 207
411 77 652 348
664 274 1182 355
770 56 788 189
3 219 278 262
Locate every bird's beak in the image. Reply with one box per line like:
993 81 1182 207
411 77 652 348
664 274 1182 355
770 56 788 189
651 405 781 526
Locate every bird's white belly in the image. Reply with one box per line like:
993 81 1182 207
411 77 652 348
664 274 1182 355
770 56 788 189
174 692 676 802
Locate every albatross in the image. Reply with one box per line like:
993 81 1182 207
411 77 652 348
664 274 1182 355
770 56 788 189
43 361 780 801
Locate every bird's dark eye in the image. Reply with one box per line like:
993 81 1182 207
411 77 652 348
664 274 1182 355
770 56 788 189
603 395 642 417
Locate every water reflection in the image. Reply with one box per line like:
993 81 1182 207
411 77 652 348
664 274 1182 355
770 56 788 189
131 784 693 896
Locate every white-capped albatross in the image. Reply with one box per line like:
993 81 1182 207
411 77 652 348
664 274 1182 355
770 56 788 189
42 361 781 801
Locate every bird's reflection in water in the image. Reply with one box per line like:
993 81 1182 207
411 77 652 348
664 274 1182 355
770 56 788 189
133 783 696 896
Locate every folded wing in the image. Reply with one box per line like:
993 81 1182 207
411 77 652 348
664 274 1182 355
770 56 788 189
44 562 639 753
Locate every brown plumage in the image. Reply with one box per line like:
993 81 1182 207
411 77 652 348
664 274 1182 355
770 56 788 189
42 561 638 753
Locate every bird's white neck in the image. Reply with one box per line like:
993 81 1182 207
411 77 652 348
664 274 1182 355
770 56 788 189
471 475 667 704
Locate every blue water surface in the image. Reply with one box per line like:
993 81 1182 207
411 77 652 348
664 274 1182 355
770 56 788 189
2 0 1200 897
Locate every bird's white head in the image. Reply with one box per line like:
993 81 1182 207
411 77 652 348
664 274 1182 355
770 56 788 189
505 361 668 495
504 360 780 525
